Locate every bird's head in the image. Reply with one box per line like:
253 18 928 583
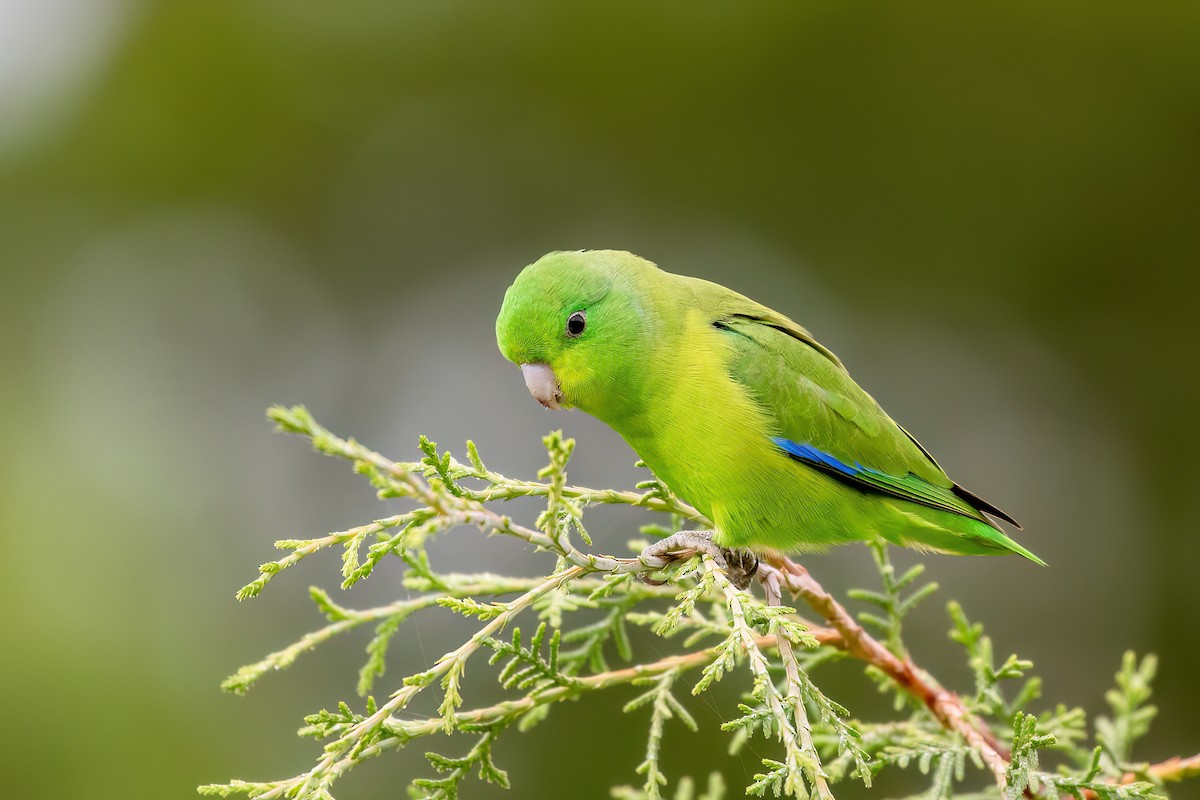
495 250 660 420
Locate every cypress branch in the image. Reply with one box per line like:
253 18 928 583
201 406 1200 800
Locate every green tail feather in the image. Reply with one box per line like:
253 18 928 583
878 505 1047 566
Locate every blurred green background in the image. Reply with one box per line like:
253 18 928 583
2 2 1198 798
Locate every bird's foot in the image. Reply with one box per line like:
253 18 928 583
637 530 759 590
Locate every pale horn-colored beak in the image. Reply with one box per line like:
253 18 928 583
521 363 562 410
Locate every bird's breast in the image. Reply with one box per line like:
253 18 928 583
611 311 783 531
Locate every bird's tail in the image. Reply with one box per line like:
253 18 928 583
879 507 1047 566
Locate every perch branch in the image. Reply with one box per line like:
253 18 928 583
278 409 1012 786
231 408 1199 800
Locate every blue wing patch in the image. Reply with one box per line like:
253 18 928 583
771 437 997 525
772 438 861 477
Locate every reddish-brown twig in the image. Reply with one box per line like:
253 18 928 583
763 557 1012 789
762 557 1200 800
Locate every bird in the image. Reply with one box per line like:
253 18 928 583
494 250 1043 587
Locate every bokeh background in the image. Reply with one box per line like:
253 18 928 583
2 2 1198 798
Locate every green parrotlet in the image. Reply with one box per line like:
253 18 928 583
495 250 1043 582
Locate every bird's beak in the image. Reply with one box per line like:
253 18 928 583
521 363 562 410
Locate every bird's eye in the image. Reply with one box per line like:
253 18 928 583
566 310 587 338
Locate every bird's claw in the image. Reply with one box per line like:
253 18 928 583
724 547 760 589
637 530 759 590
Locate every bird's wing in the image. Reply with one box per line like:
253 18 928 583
716 313 1018 527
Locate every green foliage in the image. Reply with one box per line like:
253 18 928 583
948 601 1039 718
625 669 698 798
1097 652 1159 770
411 729 510 799
485 622 581 694
200 406 1196 800
849 542 938 657
611 772 727 800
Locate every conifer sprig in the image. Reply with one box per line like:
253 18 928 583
201 406 1200 800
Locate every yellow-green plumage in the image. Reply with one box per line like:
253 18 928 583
495 250 1043 565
